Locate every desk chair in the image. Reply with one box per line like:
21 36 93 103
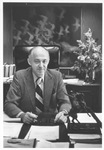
4 45 61 106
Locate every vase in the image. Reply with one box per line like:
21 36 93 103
84 71 90 83
91 70 96 83
92 70 95 80
84 70 95 83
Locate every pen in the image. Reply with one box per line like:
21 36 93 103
33 138 37 148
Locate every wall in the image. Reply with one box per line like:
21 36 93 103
3 4 13 64
3 3 102 64
81 4 102 45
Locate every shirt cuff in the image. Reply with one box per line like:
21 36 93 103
16 112 24 118
61 109 68 114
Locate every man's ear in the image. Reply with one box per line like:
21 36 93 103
27 58 31 66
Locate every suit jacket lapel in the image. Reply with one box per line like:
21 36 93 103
44 70 54 111
25 67 36 108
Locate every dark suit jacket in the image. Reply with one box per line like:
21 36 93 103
4 67 71 117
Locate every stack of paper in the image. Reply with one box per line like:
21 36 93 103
68 132 102 148
75 143 102 148
68 133 101 140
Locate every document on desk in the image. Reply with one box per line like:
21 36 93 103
36 139 69 148
25 125 59 140
75 113 102 123
4 122 23 138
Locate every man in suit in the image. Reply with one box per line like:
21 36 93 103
4 46 72 124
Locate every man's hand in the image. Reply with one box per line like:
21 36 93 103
54 111 68 123
20 112 38 124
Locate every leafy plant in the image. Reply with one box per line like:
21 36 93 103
71 28 102 82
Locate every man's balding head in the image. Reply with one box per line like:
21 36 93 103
29 46 49 58
27 46 50 77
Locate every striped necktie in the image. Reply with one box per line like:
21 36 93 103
35 78 44 113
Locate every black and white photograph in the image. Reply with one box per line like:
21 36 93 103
2 0 103 148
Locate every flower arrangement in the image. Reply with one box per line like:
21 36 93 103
71 28 102 82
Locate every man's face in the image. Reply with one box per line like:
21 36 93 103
28 47 49 77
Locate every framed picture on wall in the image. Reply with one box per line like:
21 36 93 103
12 3 81 67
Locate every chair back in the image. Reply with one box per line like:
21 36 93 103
13 45 60 71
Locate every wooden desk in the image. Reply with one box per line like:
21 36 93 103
3 113 102 148
65 81 102 112
3 113 70 148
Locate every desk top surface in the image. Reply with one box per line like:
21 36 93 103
3 112 102 123
63 79 101 86
4 112 102 125
4 77 101 86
